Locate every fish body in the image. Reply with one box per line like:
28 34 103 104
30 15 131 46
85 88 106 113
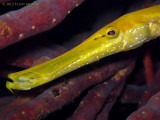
6 5 160 92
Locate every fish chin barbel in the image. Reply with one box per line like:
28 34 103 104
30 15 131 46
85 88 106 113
6 5 160 92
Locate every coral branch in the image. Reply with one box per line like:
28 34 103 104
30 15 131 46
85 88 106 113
2 42 67 68
120 66 160 106
0 97 31 120
127 91 160 120
70 62 135 120
0 0 85 49
96 63 135 120
95 98 116 120
96 71 137 120
139 66 160 106
143 49 154 85
120 85 145 104
0 96 14 109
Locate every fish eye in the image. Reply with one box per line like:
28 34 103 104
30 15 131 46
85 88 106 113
106 26 119 38
107 30 115 35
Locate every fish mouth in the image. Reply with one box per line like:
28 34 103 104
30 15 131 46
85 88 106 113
6 80 32 91
7 73 33 91
8 73 17 82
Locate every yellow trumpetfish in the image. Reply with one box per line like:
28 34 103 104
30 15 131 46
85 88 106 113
6 5 160 92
